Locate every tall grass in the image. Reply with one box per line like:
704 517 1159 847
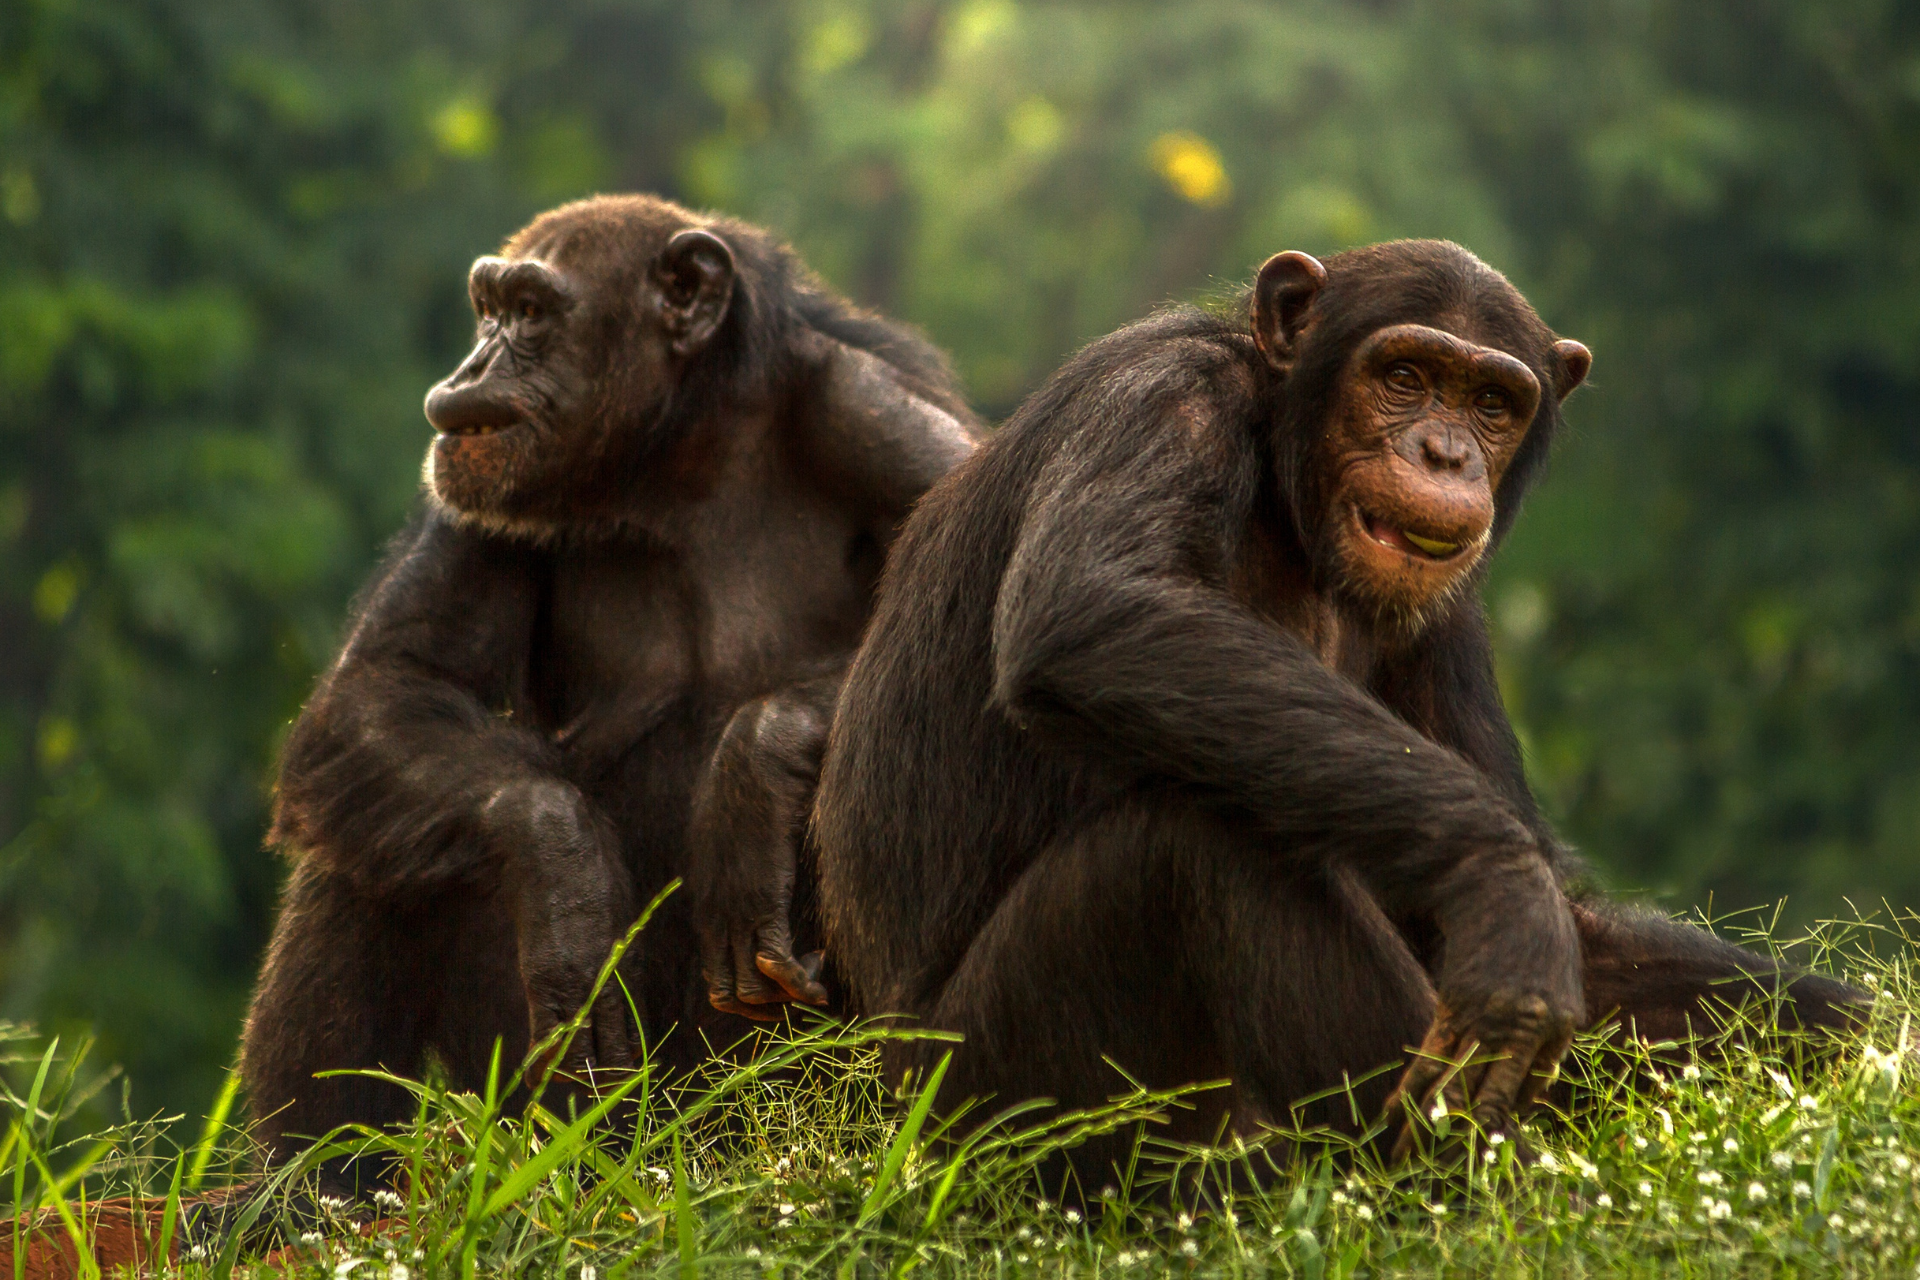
6 909 1919 1277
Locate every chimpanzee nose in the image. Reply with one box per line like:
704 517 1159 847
1419 429 1472 473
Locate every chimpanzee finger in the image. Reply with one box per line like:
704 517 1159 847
1516 1028 1574 1111
700 924 735 1014
1467 1045 1534 1132
753 952 829 1006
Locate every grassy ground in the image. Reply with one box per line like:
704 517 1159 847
6 909 1919 1278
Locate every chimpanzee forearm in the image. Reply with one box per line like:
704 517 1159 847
690 671 844 1016
272 514 605 900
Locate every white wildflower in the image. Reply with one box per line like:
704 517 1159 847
1747 1182 1768 1202
1632 1135 1649 1150
1708 1199 1731 1221
333 1260 366 1280
1036 1200 1050 1213
580 1268 597 1280
1595 1194 1614 1209
1428 1202 1448 1218
1179 1240 1199 1257
1799 1095 1819 1110
1829 1213 1846 1230
1897 1154 1914 1174
1356 1205 1374 1221
1488 1132 1506 1146
320 1195 348 1211
389 1266 409 1280
1481 1147 1498 1165
1723 1137 1739 1153
1637 1181 1654 1198
1771 1151 1793 1170
1064 1209 1082 1225
1429 1100 1448 1123
371 1190 403 1210
1682 1064 1702 1081
1176 1213 1193 1231
778 1203 795 1216
301 1233 323 1246
1331 1191 1350 1205
189 1245 211 1261
1698 1170 1723 1188
1537 1152 1561 1173
650 1167 671 1185
1793 1181 1812 1198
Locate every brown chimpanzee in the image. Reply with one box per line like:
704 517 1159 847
240 194 982 1179
812 241 1863 1179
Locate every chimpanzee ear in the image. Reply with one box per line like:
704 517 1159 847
1250 250 1328 370
655 229 737 356
1551 339 1592 399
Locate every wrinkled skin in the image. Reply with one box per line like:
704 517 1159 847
241 194 982 1189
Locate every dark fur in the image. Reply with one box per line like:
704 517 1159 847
814 240 1862 1185
241 195 982 1186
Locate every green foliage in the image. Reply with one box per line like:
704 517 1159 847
4 916 1920 1276
5 0 1920 1118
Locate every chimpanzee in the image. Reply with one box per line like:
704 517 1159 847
240 194 982 1175
812 241 1863 1179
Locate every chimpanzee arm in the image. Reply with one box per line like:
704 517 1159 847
797 329 982 524
688 672 842 1018
1374 589 1866 1037
271 510 633 1069
990 393 1581 1078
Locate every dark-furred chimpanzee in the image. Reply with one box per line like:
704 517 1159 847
813 241 1863 1178
240 194 982 1178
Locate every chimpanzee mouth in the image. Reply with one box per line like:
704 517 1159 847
438 420 526 438
1355 507 1465 561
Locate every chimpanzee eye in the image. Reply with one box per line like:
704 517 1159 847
518 300 542 323
1384 363 1422 392
1474 387 1511 415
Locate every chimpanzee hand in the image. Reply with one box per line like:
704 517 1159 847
1384 853 1582 1162
689 682 839 1020
503 780 636 1077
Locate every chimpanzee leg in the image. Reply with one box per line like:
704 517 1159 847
914 800 1435 1184
241 861 528 1191
1572 901 1866 1046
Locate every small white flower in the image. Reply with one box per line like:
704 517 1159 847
1698 1170 1723 1188
1428 1202 1449 1218
1637 1181 1654 1198
1723 1137 1739 1153
650 1167 671 1184
1356 1205 1374 1222
372 1190 403 1210
744 1248 760 1259
1176 1213 1193 1231
189 1245 211 1261
320 1195 348 1211
1771 1151 1793 1170
389 1265 409 1280
1632 1135 1649 1150
301 1233 323 1246
1100 1186 1118 1200
1331 1191 1349 1205
1828 1213 1846 1230
1799 1095 1819 1110
1595 1194 1614 1209
1015 1253 1030 1264
1793 1181 1812 1198
1064 1209 1082 1225
1537 1152 1561 1173
1690 1131 1710 1144
580 1267 597 1280
1481 1147 1498 1164
1488 1132 1506 1146
1036 1200 1050 1213
1016 1226 1033 1242
1179 1240 1199 1257
333 1260 366 1280
1429 1100 1448 1123
1682 1064 1701 1080
1747 1182 1768 1202
778 1203 795 1216
1896 1154 1914 1173
1708 1199 1731 1221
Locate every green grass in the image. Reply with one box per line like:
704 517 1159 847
6 910 1920 1278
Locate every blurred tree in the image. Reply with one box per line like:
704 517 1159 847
4 0 1918 1115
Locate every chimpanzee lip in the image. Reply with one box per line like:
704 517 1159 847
438 420 526 438
1353 506 1465 561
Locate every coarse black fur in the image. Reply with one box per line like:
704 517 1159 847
241 195 983 1190
814 240 1863 1189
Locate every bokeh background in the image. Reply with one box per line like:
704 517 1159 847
4 0 1919 1119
